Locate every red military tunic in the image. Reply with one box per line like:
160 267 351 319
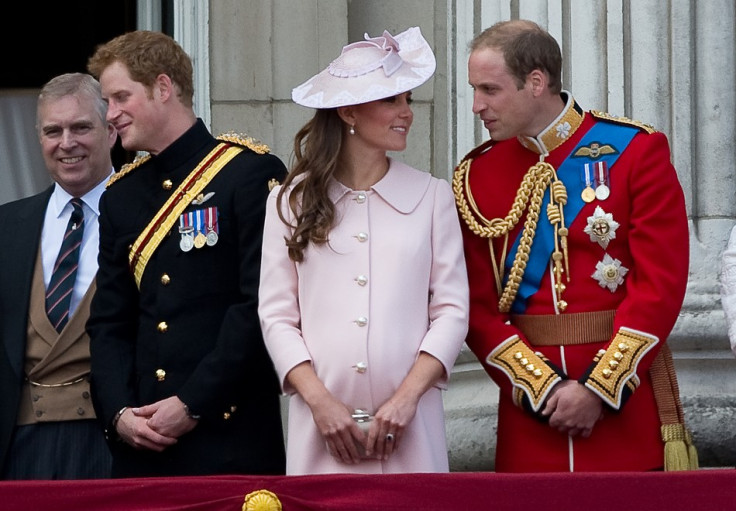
454 93 689 472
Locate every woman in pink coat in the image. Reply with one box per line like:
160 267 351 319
258 27 469 475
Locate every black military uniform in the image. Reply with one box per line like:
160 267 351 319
87 119 286 477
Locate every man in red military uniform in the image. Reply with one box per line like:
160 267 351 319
454 19 696 472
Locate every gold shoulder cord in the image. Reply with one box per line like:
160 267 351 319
453 157 570 313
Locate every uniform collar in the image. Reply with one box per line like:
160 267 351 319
328 158 431 213
150 118 213 173
517 91 585 155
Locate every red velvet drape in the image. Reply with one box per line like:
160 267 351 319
1 470 732 510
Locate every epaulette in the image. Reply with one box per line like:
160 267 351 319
457 139 495 168
590 110 657 134
106 154 151 188
216 132 270 155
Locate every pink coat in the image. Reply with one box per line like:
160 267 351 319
259 159 469 474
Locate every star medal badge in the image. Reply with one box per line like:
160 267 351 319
584 206 620 249
179 214 195 252
580 163 596 203
205 206 219 246
592 253 629 292
594 160 610 200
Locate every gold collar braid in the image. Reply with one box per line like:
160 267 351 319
453 158 569 313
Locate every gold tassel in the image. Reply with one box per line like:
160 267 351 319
661 424 691 471
685 428 699 470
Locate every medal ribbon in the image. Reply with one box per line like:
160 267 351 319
129 143 242 288
506 122 639 313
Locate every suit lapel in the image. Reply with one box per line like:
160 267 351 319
0 188 51 379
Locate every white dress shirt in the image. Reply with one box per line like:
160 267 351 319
41 171 113 318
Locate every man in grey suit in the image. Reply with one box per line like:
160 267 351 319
0 73 117 479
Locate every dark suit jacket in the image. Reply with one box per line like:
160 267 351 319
0 188 51 470
87 120 287 477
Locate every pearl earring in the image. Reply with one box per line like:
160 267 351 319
349 125 355 135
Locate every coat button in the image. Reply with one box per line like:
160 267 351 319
162 179 173 190
355 232 368 242
353 361 367 373
36 411 43 417
161 273 171 285
355 316 368 327
355 193 367 203
355 275 368 286
82 391 90 399
77 408 85 416
157 321 168 333
155 369 166 381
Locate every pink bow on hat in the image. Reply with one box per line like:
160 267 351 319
329 30 404 78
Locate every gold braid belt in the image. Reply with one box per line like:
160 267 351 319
453 158 570 312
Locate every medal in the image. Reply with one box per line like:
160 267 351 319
193 209 207 248
584 206 620 249
180 232 194 252
582 186 596 202
594 161 610 200
205 207 219 246
178 215 194 252
581 163 596 203
592 253 629 292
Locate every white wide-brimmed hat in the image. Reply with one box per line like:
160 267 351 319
291 27 436 109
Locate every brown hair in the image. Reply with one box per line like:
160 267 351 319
87 30 194 107
277 109 345 262
471 19 562 94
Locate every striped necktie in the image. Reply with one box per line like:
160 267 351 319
46 198 85 332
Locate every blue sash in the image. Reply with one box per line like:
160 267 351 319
507 122 639 313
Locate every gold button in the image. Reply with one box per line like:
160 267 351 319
223 412 231 420
355 275 368 286
161 274 171 285
155 369 166 381
602 368 612 378
230 405 237 413
162 179 173 190
157 321 168 333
